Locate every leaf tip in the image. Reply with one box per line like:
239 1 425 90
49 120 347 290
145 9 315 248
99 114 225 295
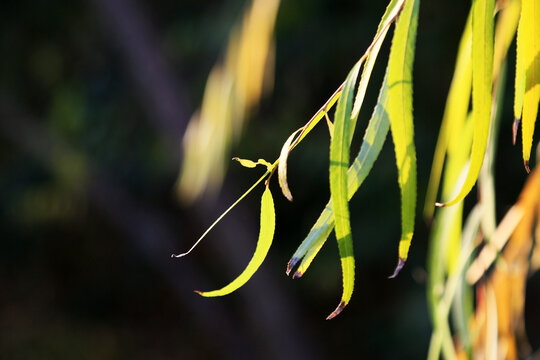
326 301 346 320
194 290 204 296
435 202 446 208
388 257 406 279
524 160 530 173
292 270 304 279
284 191 293 202
512 118 520 145
286 257 299 276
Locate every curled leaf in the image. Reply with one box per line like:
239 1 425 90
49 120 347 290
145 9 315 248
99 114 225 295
278 128 303 201
195 186 276 297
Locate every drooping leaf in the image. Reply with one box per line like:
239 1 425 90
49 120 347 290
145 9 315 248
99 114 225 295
386 0 420 275
518 0 540 171
327 62 361 320
278 129 303 201
287 0 414 279
424 11 472 220
195 186 276 297
287 73 391 278
438 0 495 207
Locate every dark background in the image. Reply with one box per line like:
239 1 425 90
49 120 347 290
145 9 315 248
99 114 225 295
0 0 537 359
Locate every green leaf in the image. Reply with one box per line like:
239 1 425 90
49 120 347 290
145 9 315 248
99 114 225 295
386 0 419 276
424 10 472 220
518 0 540 171
514 1 526 137
438 0 494 207
327 61 360 320
195 186 276 297
287 73 391 279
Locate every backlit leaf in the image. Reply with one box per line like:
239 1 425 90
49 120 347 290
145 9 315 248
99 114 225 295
327 61 360 319
438 0 495 207
424 11 472 220
195 186 276 297
287 73 391 279
519 0 540 171
386 0 419 275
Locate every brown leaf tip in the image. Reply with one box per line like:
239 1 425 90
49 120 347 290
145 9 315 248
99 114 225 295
326 301 346 320
435 202 446 208
512 118 520 145
388 257 406 279
292 270 304 280
194 290 203 295
524 160 530 173
286 258 299 276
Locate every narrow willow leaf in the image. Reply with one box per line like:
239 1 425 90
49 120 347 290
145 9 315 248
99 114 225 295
438 0 495 207
287 73 391 278
492 0 520 82
278 129 303 201
424 11 472 220
351 0 404 120
386 0 419 276
519 0 540 171
327 62 361 320
196 186 276 297
514 5 526 127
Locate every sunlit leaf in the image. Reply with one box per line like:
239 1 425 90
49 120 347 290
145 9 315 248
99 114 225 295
287 73 391 279
386 0 419 275
196 186 276 297
438 0 495 207
518 0 540 171
424 11 472 220
492 0 520 82
327 61 361 320
513 2 526 138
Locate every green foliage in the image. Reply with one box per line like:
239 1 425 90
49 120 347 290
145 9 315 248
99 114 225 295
195 186 275 296
180 0 540 336
179 0 421 319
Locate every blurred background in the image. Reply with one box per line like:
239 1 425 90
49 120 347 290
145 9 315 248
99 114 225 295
1 0 538 359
